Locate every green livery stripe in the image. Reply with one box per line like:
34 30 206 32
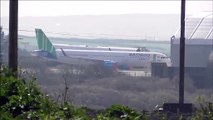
35 29 57 58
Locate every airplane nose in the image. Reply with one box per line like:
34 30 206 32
166 58 172 66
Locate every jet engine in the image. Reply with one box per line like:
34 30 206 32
103 60 118 70
117 64 132 70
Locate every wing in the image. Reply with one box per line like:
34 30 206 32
59 48 117 64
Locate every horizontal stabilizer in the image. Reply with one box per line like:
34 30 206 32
60 48 67 56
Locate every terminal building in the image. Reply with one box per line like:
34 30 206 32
171 12 213 68
152 12 213 88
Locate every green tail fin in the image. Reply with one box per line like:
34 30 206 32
35 29 57 58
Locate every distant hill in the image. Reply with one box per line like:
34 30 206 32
1 14 179 40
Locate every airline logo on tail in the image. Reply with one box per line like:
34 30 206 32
35 29 57 59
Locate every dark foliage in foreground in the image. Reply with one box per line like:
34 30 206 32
0 67 212 120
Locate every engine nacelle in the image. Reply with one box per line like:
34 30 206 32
103 60 132 70
117 64 132 70
103 60 118 70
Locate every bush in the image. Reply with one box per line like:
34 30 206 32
0 67 149 119
0 67 42 118
0 67 89 119
191 97 213 120
1 66 212 119
99 104 148 120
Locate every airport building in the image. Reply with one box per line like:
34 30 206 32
171 12 213 68
152 12 213 88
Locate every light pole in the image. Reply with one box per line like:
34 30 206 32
8 0 18 73
179 0 186 106
0 26 2 67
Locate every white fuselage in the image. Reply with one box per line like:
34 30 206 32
54 44 145 52
56 49 170 68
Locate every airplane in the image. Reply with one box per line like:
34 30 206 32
32 29 171 70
